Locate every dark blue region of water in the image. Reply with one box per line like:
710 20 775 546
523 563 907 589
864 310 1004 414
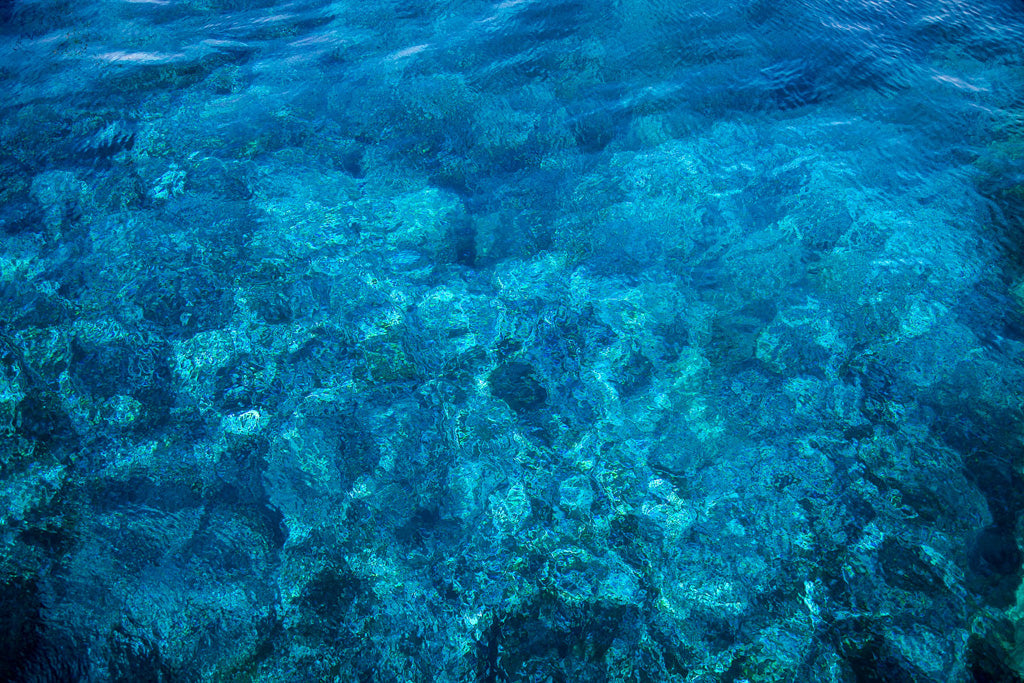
1 0 1024 680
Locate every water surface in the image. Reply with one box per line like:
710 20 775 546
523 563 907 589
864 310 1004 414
2 0 1024 679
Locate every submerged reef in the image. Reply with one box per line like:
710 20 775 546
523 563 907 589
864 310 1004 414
2 0 1024 680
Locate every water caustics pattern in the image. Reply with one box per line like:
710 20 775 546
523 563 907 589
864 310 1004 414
1 0 1024 680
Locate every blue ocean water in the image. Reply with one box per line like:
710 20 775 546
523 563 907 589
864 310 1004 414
1 0 1024 679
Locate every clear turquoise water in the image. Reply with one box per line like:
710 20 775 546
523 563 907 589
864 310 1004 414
2 0 1024 680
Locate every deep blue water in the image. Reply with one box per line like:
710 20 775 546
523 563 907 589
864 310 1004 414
2 0 1024 680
